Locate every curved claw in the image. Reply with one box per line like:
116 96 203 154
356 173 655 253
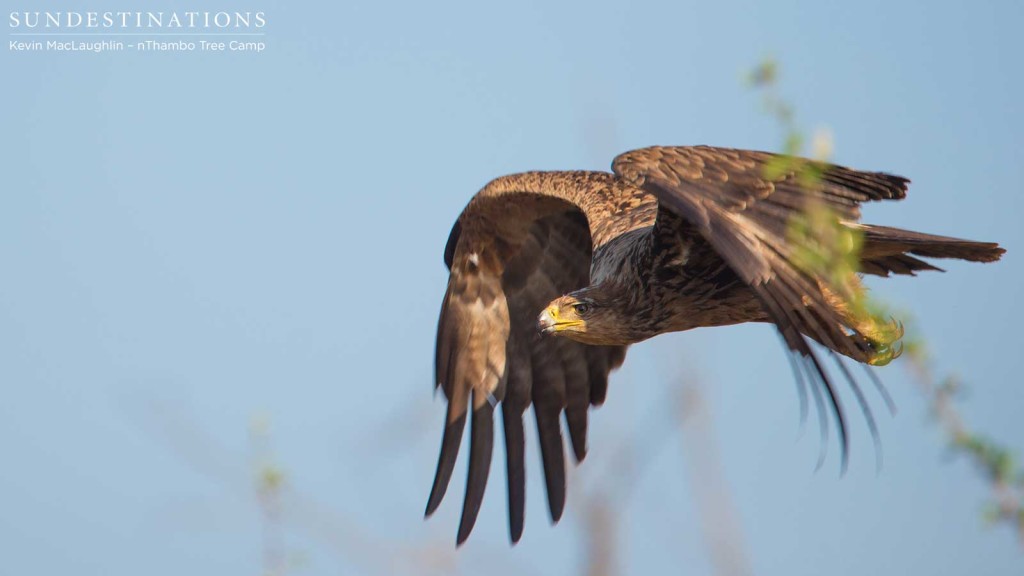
868 340 904 366
862 315 905 366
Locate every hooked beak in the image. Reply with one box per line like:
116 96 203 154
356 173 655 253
538 307 557 335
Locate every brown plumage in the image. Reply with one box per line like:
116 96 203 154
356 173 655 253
426 145 1004 545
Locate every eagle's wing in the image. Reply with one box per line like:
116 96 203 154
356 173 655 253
612 145 909 468
428 172 648 544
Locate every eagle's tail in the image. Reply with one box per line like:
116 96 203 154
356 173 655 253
855 224 1004 277
803 223 1003 365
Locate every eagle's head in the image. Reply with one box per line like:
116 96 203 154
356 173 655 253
537 287 643 346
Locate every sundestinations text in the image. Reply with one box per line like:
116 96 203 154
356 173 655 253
9 11 266 29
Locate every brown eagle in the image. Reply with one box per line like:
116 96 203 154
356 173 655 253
425 145 1003 544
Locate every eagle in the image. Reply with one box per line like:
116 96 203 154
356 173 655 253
425 145 1003 545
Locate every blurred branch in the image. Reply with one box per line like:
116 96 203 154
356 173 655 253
577 495 618 576
748 57 1024 544
903 338 1024 543
677 382 752 576
250 415 290 576
751 58 904 367
135 398 463 575
570 374 751 576
746 58 833 162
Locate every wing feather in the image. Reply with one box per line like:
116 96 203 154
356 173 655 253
500 399 527 543
429 174 635 543
457 399 495 545
531 340 569 523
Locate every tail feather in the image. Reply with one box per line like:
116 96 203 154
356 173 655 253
857 224 1004 277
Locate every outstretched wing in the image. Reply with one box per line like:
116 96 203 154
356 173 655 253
428 172 646 544
612 145 910 469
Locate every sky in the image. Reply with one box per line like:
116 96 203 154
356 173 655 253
2 0 1022 574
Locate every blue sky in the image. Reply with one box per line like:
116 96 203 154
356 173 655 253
2 1 1021 574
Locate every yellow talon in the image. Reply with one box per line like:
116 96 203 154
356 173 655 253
867 339 904 366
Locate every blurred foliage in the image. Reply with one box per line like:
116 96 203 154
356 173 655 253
750 58 903 366
749 57 1023 544
903 339 1024 543
249 415 295 576
785 201 904 366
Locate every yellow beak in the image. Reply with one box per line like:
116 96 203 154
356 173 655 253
537 305 584 335
538 307 558 334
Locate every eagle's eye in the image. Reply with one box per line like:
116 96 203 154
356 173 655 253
572 302 592 315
